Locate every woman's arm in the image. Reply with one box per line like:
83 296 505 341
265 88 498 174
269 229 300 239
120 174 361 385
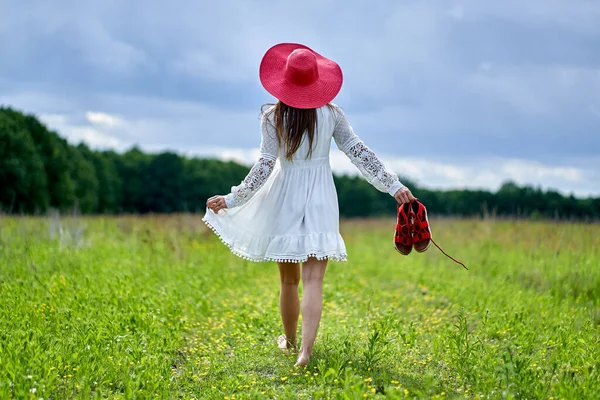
332 106 406 197
222 114 279 209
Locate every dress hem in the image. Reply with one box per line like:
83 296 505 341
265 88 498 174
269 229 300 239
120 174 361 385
202 214 348 263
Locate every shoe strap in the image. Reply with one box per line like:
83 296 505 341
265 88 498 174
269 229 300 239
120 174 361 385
430 238 468 270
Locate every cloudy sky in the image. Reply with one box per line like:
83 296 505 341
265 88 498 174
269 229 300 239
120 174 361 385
1 0 599 196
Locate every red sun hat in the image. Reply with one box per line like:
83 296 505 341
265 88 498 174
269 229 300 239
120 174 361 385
259 43 343 109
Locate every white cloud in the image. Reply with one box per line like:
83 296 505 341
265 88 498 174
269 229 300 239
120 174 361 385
500 160 582 183
86 112 122 127
71 126 121 148
39 113 122 149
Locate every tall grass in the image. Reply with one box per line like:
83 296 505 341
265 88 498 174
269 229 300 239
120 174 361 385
0 215 598 399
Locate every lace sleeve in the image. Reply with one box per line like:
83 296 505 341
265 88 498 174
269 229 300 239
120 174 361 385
224 114 279 208
332 107 404 196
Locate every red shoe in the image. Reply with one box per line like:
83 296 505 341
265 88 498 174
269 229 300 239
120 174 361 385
394 203 413 255
409 200 432 252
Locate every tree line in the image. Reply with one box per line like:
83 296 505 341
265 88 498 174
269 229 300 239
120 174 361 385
1 107 599 220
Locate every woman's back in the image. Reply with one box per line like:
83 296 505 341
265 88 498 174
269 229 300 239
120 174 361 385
280 106 334 162
266 105 343 166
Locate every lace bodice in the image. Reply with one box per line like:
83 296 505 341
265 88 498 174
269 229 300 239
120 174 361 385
223 106 404 208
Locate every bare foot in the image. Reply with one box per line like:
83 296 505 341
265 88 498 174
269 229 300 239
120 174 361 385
294 351 310 367
277 335 295 353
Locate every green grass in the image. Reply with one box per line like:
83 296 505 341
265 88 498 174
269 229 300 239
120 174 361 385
1 215 599 399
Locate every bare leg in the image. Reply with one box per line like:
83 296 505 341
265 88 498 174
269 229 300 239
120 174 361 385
278 262 300 350
296 257 327 367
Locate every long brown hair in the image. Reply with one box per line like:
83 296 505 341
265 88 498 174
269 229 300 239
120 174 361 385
262 101 317 161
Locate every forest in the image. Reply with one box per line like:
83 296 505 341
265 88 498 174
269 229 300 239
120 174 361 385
1 106 599 219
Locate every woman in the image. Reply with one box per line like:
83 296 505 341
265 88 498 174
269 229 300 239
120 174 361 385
203 43 415 367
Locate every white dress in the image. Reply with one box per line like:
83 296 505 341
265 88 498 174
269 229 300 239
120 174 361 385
202 104 404 263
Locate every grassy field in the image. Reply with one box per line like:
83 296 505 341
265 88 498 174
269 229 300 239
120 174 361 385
1 215 599 399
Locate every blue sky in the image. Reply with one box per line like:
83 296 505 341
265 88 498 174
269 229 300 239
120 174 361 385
1 0 599 196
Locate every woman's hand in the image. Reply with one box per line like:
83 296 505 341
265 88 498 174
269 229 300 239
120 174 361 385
207 195 228 213
393 187 416 204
